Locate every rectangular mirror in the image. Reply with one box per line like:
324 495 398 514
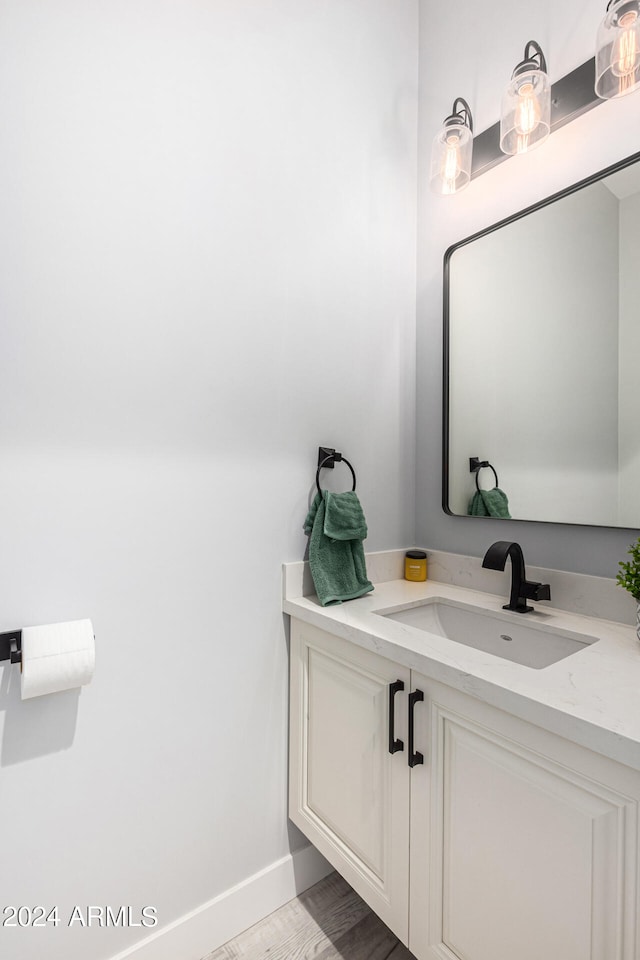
444 150 640 529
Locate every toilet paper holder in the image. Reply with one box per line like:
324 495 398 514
0 630 22 665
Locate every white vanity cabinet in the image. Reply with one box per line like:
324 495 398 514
289 617 640 960
288 618 411 940
409 672 640 960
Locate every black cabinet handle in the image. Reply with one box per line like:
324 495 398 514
408 689 424 767
388 680 404 754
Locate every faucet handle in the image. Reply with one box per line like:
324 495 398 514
534 582 551 602
521 580 551 602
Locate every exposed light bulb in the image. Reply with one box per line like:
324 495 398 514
442 134 461 194
513 81 542 153
611 9 639 91
514 82 541 135
429 98 473 196
596 2 640 98
500 42 550 156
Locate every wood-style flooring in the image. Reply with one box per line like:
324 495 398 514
203 871 416 960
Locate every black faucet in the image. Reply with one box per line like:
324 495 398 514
482 541 551 614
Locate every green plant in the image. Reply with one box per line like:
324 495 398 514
617 537 640 601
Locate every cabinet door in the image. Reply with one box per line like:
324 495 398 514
409 676 640 960
289 618 411 941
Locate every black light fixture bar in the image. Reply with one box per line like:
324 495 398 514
472 57 600 179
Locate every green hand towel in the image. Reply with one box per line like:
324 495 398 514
323 491 368 541
468 487 511 519
304 491 373 606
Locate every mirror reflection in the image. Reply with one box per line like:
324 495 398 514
444 153 640 528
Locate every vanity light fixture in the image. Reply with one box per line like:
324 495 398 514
436 4 640 190
500 41 551 155
595 0 640 98
471 56 601 178
429 98 474 196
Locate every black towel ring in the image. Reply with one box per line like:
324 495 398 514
474 462 499 492
316 454 357 496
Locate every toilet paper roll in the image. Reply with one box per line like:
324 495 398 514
21 619 95 700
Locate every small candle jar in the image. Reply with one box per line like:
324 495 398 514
405 550 427 582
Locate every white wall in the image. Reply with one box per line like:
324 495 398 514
417 0 640 574
0 3 417 959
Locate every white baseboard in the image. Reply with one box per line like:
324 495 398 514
108 844 333 960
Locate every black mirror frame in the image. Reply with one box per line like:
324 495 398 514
442 147 640 528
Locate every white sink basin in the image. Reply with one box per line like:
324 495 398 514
379 598 599 669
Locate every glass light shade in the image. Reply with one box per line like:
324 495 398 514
429 122 473 196
500 68 551 155
595 0 640 98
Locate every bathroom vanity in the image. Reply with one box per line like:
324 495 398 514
284 554 640 960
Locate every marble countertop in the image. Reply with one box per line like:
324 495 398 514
284 575 640 772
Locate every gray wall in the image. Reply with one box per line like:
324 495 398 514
417 0 640 576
